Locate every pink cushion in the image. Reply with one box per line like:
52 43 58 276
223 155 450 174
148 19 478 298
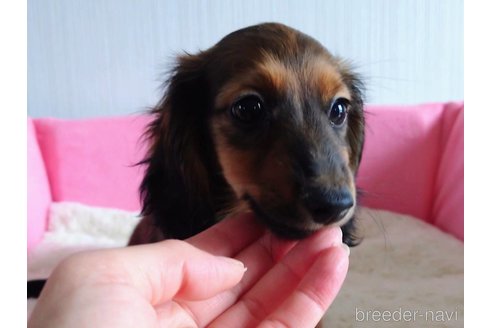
432 102 464 240
358 103 447 223
28 118 52 252
34 116 150 212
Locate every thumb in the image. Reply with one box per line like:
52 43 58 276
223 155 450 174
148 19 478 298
106 239 246 304
171 242 247 301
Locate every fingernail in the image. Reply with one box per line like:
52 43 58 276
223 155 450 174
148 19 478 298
217 256 246 271
341 243 350 256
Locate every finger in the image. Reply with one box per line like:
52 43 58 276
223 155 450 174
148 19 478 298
67 239 246 305
175 232 287 326
266 233 297 262
187 212 266 257
259 246 349 328
209 227 342 327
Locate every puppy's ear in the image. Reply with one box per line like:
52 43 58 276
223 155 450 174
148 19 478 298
340 65 365 247
342 68 365 172
140 54 226 239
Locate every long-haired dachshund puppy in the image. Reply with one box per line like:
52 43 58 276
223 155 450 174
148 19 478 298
129 22 365 246
27 22 365 300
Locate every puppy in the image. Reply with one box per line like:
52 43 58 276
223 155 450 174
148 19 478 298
129 22 365 246
27 23 365 304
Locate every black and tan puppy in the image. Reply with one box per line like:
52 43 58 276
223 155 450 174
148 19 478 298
27 22 365 301
129 22 365 246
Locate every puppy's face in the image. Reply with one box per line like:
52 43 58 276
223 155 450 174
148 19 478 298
203 24 365 239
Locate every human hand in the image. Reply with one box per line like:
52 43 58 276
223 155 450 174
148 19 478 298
28 213 349 328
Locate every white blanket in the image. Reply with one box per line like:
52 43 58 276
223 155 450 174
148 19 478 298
27 203 463 327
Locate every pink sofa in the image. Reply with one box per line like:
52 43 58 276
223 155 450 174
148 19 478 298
27 102 464 252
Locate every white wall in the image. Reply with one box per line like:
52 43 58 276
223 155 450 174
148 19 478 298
28 0 463 118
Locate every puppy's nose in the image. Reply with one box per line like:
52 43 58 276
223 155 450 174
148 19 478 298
303 187 354 224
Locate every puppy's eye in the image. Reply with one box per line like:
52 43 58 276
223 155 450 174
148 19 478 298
329 98 349 126
230 95 265 124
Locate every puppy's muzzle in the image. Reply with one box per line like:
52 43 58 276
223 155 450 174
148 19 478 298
303 186 353 224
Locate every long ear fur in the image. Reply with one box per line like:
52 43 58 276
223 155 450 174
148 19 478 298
340 64 366 247
139 54 232 239
343 69 365 173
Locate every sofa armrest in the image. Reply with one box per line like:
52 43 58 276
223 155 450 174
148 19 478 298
432 102 464 240
28 118 52 252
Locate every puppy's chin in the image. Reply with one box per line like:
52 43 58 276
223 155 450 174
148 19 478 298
243 193 355 240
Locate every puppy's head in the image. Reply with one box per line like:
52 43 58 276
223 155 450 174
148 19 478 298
141 23 365 241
